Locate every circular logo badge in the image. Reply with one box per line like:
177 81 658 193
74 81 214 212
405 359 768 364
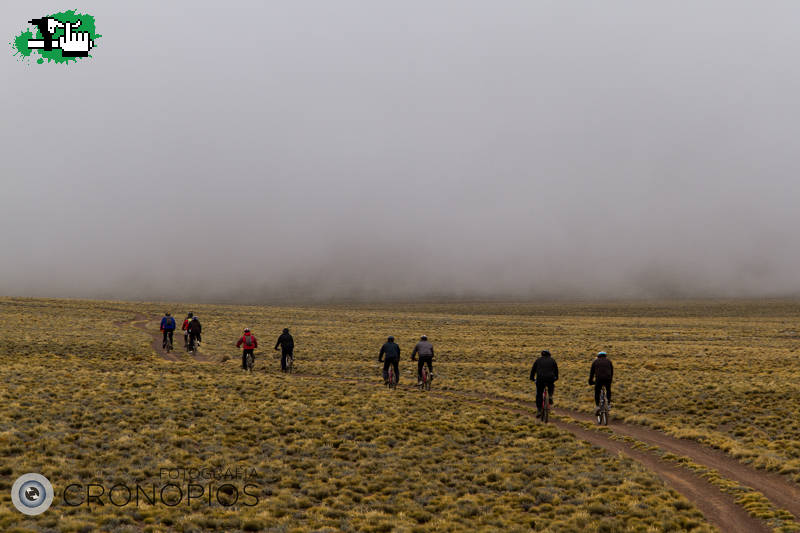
11 473 54 515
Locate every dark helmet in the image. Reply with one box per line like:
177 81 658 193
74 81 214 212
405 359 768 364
597 351 607 357
165 312 171 316
244 328 250 333
541 350 551 357
388 336 394 342
420 335 428 341
283 328 289 334
188 312 193 318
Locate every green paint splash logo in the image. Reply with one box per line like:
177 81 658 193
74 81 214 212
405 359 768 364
10 11 100 64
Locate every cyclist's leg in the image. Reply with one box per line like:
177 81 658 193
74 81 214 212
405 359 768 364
547 380 554 405
241 351 247 369
535 381 544 412
417 358 423 383
392 358 400 384
382 359 390 382
162 330 168 347
281 351 287 372
604 380 612 406
424 356 433 378
594 382 602 406
168 330 174 347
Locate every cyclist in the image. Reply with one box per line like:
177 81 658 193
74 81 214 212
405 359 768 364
530 350 559 418
236 328 258 371
160 312 176 350
379 336 400 385
411 335 434 386
274 328 294 372
187 316 202 351
589 351 613 415
181 312 193 350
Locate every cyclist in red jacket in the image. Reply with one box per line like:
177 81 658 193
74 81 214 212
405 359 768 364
236 328 258 371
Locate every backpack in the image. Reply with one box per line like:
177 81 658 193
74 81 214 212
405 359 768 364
243 334 254 348
165 317 175 329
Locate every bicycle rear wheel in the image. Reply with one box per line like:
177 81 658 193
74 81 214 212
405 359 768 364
598 390 608 425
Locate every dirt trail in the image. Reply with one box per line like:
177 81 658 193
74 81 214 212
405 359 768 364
117 317 779 532
123 313 218 362
297 375 771 533
446 388 800 521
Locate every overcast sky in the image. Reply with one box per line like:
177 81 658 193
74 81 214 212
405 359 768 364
2 1 800 302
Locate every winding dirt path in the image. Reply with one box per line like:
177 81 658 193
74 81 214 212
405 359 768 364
446 389 800 521
305 375 770 533
120 317 785 532
122 313 220 362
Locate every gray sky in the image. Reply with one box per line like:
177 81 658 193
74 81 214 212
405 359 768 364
2 1 800 302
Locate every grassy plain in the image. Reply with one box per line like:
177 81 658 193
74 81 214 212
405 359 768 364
2 297 799 531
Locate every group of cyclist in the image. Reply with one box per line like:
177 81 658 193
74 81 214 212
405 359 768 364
379 335 435 386
530 349 614 418
160 312 614 412
234 327 294 373
159 312 202 352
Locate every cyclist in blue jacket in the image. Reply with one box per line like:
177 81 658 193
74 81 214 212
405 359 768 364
160 312 176 350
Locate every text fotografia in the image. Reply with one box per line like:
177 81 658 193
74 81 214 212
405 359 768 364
160 466 258 482
63 467 261 508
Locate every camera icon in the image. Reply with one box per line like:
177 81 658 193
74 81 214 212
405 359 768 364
11 473 54 515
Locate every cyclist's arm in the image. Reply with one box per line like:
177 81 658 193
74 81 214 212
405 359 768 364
530 361 537 381
589 360 596 384
430 346 434 357
609 360 613 381
554 361 559 381
379 345 385 362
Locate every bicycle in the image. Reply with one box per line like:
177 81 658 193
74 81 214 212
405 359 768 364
244 352 254 372
420 364 431 391
163 337 173 353
541 386 551 423
386 364 397 389
188 336 199 356
597 387 610 426
285 353 294 374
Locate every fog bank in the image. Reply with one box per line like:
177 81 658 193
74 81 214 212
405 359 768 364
2 1 800 302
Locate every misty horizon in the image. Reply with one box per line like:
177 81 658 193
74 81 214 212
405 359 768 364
3 1 800 302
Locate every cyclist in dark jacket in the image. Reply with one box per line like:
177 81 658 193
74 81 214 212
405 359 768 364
530 350 559 418
274 328 294 372
589 351 613 414
181 312 193 349
160 312 176 350
187 317 202 351
379 336 401 385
